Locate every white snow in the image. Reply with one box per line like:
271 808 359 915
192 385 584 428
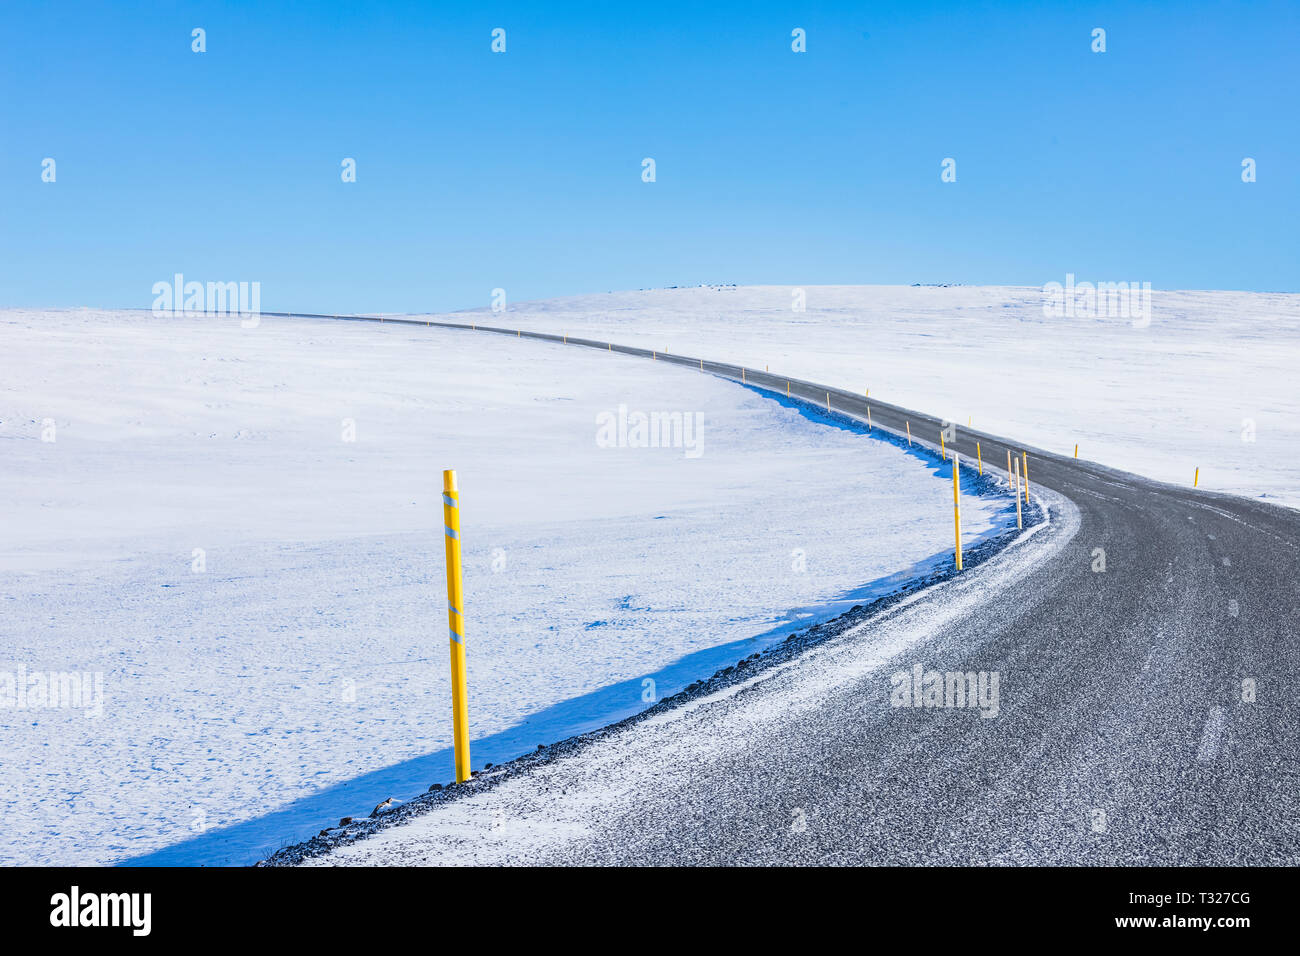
0 307 1010 865
482 285 1300 509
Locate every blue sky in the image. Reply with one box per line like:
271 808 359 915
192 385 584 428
2 0 1296 312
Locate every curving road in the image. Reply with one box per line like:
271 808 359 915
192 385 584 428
270 314 1300 866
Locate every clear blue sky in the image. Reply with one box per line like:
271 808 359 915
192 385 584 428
2 0 1296 312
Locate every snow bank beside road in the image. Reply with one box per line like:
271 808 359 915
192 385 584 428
0 308 1009 865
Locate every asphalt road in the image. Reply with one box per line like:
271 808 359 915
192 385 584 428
274 313 1300 865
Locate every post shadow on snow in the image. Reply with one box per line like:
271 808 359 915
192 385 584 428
122 387 1025 867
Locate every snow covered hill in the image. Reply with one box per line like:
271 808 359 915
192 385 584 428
482 285 1300 508
0 307 1010 865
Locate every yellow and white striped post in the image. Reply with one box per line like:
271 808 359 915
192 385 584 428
1022 452 1030 505
976 441 982 475
952 453 963 571
1013 458 1023 530
442 470 471 783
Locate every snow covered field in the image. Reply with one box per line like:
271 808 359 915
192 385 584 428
482 286 1300 509
0 308 1010 865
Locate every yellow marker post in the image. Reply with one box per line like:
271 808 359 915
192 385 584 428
742 368 746 383
442 470 471 783
653 351 656 361
1013 458 1023 530
1006 449 1012 482
952 453 963 571
867 406 872 430
906 421 912 446
700 358 703 371
786 381 790 397
826 391 831 411
563 334 567 343
1194 467 1199 488
940 431 946 461
866 388 869 399
1074 443 1078 459
977 441 982 475
1022 452 1030 505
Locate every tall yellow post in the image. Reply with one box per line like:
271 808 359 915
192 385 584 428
786 381 790 396
700 358 703 370
867 406 872 430
906 421 912 446
1013 458 1023 530
826 391 831 411
1194 467 1199 488
952 453 963 571
442 470 471 783
1074 443 1078 459
742 368 746 382
976 441 982 475
1022 452 1030 504
940 431 946 461
1006 448 1012 483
